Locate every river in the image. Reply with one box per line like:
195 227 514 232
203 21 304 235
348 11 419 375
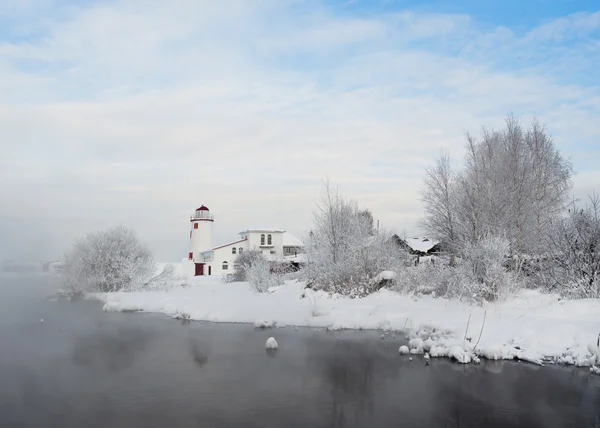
1 274 599 428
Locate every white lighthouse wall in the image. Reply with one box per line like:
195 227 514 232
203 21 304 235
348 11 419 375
190 220 213 262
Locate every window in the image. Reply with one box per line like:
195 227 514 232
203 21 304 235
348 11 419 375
194 223 198 229
188 252 193 260
270 250 275 254
261 234 265 245
267 234 272 245
232 247 236 255
222 261 228 270
239 247 243 253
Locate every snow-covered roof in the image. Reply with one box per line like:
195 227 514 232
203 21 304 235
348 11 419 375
403 237 439 253
212 238 247 251
282 232 304 247
239 228 286 234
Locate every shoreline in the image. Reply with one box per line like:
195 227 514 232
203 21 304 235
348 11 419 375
87 276 600 371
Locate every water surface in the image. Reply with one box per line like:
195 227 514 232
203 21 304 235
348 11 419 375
1 274 599 428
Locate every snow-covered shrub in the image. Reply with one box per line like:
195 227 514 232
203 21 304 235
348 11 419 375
246 255 283 293
448 236 520 302
61 226 156 295
304 181 408 297
541 194 600 298
230 250 264 283
144 264 186 291
394 262 454 296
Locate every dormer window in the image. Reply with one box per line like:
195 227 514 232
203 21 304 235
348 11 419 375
232 247 236 255
261 234 265 245
267 234 272 245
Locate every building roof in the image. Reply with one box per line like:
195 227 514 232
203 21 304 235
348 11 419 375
212 238 247 251
196 205 209 211
403 237 439 253
282 232 304 247
239 228 286 234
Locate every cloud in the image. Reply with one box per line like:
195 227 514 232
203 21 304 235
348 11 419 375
0 0 598 261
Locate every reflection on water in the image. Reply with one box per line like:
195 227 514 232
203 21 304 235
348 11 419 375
1 274 600 428
71 326 154 372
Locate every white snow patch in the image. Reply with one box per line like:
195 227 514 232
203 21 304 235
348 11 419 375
399 345 409 355
254 320 276 328
373 270 397 283
265 337 278 349
95 265 600 368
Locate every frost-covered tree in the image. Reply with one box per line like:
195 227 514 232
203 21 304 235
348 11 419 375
421 115 572 259
305 181 407 297
543 194 600 298
61 226 156 295
420 152 459 258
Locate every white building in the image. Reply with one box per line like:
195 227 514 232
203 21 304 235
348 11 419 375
182 205 304 277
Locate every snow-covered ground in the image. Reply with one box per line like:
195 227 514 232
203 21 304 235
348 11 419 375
94 271 600 369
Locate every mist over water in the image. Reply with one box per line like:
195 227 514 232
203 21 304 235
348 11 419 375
1 274 599 428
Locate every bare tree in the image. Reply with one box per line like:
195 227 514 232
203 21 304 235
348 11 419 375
61 226 156 295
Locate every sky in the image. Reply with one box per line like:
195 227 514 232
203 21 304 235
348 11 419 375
1 0 599 262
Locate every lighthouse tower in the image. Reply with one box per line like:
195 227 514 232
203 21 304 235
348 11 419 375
189 205 214 268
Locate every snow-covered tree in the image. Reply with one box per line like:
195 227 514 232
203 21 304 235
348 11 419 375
420 151 459 260
61 226 156 295
421 115 572 259
305 181 407 297
543 194 600 298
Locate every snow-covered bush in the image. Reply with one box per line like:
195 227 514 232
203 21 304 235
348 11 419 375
448 236 521 302
61 226 156 295
394 262 455 296
246 256 282 293
304 181 408 297
144 264 186 291
230 250 264 282
541 194 600 298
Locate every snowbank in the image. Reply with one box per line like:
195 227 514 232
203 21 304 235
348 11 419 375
95 274 600 369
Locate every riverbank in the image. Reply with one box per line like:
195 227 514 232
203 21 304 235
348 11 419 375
94 275 600 369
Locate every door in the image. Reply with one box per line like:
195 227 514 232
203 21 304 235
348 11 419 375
208 266 212 276
195 263 204 276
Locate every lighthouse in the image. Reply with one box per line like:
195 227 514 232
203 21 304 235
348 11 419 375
188 205 214 275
